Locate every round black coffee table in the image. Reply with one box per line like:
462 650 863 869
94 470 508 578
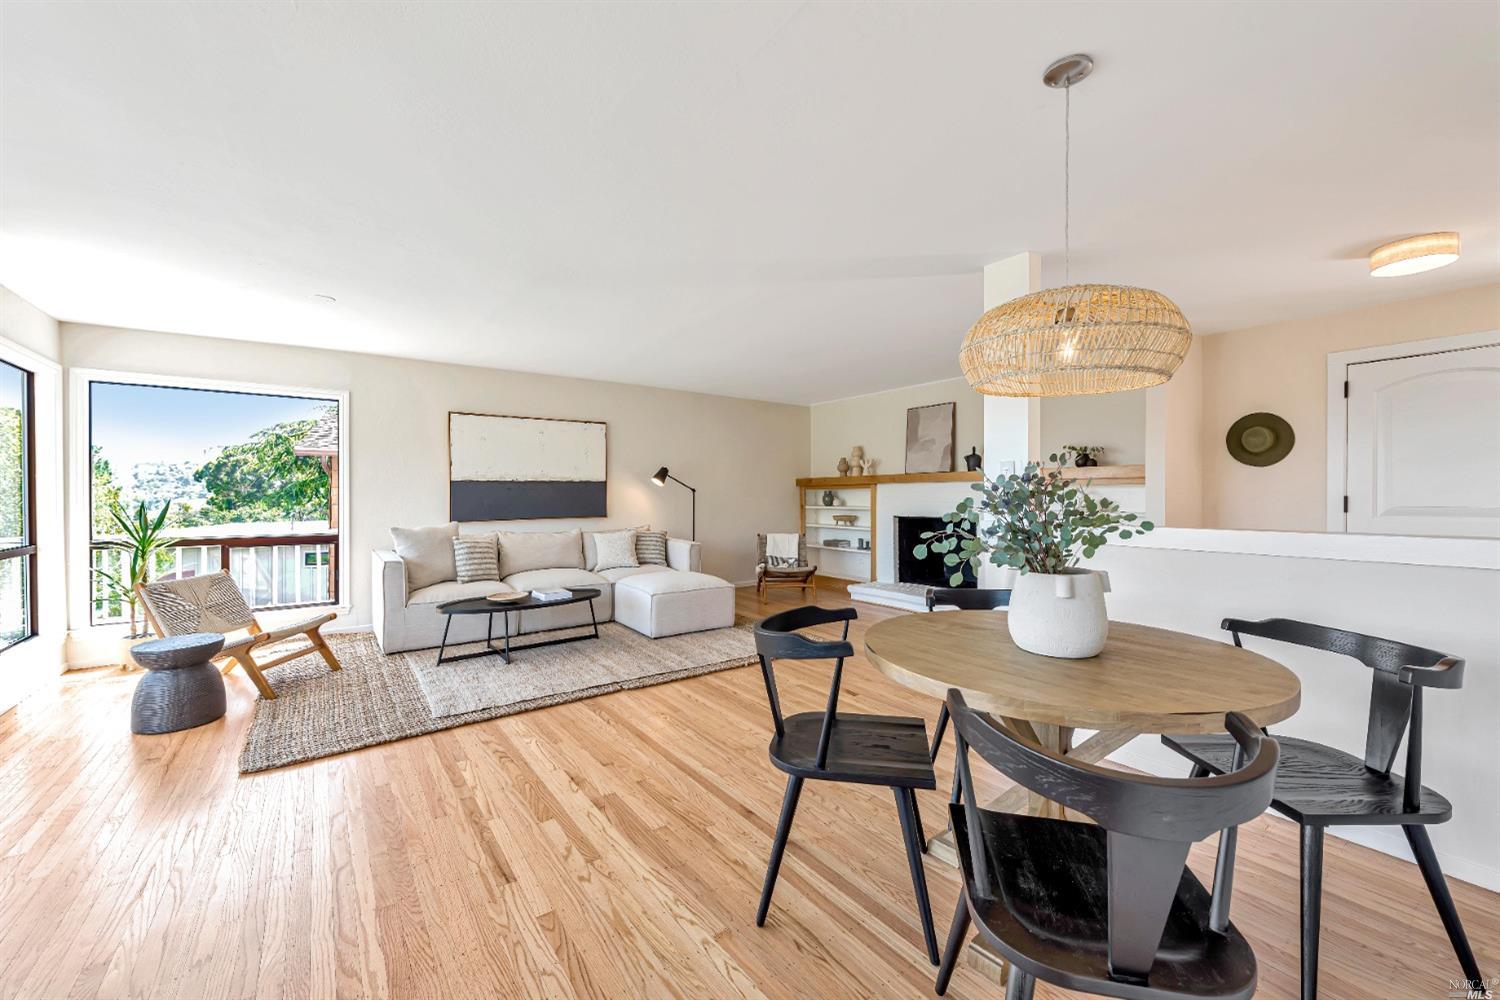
130 632 227 734
435 587 602 665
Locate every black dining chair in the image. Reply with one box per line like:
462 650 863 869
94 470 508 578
1161 618 1483 999
936 690 1279 1000
924 587 1011 774
753 605 941 964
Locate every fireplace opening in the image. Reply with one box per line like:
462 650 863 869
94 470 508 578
895 516 977 589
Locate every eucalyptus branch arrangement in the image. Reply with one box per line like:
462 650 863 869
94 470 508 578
914 453 1152 585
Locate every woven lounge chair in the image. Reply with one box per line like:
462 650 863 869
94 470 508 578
137 570 341 700
756 533 817 601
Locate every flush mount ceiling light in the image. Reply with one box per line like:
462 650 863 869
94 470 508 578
960 54 1192 397
1369 232 1460 277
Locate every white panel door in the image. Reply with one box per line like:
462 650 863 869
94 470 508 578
1345 344 1500 537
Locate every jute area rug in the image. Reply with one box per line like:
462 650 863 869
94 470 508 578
238 623 757 773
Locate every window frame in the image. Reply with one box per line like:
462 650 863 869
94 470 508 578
0 359 37 652
68 368 351 632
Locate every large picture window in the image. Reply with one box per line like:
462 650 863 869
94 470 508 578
0 360 36 650
88 379 343 627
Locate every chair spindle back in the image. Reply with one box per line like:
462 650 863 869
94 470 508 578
753 606 857 770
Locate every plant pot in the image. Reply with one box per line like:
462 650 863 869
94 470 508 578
1005 568 1111 659
118 632 155 670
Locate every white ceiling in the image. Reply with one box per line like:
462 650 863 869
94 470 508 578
2 2 1496 404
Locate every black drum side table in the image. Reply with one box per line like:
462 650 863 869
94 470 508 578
130 632 228 734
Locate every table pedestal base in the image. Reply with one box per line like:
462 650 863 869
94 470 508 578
926 724 1141 984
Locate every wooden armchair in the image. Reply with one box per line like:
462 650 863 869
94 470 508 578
756 533 817 601
137 569 341 700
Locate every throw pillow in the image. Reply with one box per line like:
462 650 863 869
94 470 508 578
591 529 639 572
635 530 668 566
584 524 649 569
452 534 500 583
495 529 584 577
390 522 458 590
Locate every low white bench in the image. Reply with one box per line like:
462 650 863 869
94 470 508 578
613 570 736 638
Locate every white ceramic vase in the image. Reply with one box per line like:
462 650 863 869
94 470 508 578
1005 568 1111 659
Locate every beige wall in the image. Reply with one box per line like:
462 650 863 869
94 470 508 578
1199 283 1500 530
1038 390 1147 465
1146 336 1205 528
61 323 810 632
810 377 983 477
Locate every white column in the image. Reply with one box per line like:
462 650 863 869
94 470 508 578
978 252 1041 587
979 253 1041 478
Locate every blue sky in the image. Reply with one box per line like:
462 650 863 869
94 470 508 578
91 382 336 474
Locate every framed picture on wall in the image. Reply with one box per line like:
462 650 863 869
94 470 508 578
448 412 607 520
905 402 956 473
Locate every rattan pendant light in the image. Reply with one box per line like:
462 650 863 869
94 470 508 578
960 55 1192 397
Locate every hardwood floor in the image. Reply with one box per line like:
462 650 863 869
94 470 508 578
0 580 1494 998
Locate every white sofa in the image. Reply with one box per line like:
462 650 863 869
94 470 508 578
372 527 734 652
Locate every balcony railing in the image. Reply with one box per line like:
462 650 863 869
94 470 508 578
90 533 338 626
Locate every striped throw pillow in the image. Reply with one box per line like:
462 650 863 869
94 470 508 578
635 530 668 566
452 534 500 583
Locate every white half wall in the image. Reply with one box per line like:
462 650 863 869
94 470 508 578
1086 533 1500 890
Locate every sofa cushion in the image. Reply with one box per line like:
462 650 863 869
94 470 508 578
408 579 516 606
502 567 609 593
613 571 734 638
597 564 673 583
497 529 584 577
453 533 500 583
391 522 459 590
614 570 730 596
590 529 639 572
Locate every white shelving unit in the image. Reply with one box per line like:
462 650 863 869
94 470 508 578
800 485 874 583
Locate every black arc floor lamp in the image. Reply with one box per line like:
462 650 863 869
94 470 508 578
651 467 696 540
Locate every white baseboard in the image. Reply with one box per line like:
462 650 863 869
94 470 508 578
324 623 373 636
1107 737 1500 893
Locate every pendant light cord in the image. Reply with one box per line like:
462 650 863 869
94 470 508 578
1064 80 1071 285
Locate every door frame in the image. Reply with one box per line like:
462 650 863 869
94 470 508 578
1325 329 1500 532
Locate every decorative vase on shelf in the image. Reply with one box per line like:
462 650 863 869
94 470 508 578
822 490 835 507
1004 568 1111 659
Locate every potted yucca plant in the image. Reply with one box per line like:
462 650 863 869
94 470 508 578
91 500 175 654
915 454 1151 658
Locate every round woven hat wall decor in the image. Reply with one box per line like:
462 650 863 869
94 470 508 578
960 283 1193 396
1225 412 1295 467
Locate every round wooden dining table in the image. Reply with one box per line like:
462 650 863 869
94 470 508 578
864 609 1302 982
863 609 1302 850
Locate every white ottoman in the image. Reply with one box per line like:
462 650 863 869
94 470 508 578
614 570 735 638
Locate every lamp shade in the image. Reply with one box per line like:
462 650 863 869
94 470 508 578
651 467 670 486
1369 232 1459 277
960 283 1192 397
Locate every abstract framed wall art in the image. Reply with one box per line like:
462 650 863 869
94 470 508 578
448 412 607 520
905 402 956 473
